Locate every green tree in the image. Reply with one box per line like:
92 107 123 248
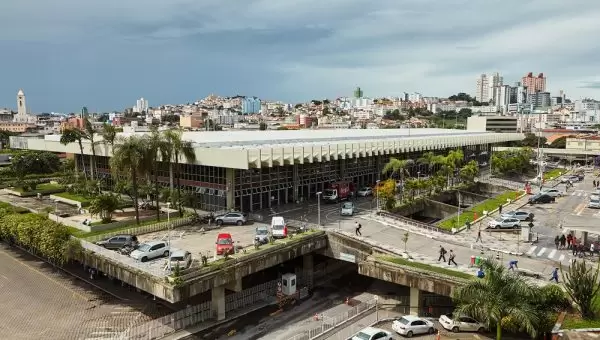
521 133 546 147
550 136 567 149
110 136 148 224
144 128 169 221
459 160 480 183
89 193 121 223
562 260 600 319
374 179 396 210
162 129 197 212
10 150 61 176
60 128 87 179
101 123 117 149
82 118 99 180
453 260 558 340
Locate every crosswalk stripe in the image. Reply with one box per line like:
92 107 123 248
548 249 557 259
526 246 537 255
537 248 547 256
558 254 565 262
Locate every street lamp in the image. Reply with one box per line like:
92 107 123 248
166 202 172 271
316 192 322 226
375 180 381 212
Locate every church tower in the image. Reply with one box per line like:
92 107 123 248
17 89 26 116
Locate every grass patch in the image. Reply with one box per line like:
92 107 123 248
36 183 63 190
78 215 188 239
0 201 30 214
379 256 473 280
438 190 524 230
561 295 600 329
543 168 564 181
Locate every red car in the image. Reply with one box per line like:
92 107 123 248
216 233 234 255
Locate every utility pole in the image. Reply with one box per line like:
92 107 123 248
456 192 461 228
537 111 543 190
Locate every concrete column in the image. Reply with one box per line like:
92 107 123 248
582 231 589 245
376 155 382 179
293 164 299 202
303 254 314 289
340 158 347 179
409 287 421 316
224 279 242 292
211 286 226 321
226 168 235 210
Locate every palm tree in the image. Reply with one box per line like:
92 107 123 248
417 151 440 171
82 118 98 180
101 123 117 149
163 129 196 211
60 128 86 180
453 260 547 340
459 160 480 184
144 128 169 221
110 135 147 225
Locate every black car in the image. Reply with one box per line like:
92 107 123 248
529 194 555 204
96 234 139 250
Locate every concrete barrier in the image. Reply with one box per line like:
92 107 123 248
49 194 89 208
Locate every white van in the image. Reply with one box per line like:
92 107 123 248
589 195 600 209
270 216 288 239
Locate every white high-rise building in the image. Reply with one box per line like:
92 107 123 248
475 74 489 103
488 72 504 105
134 97 149 113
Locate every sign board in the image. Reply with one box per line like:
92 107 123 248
339 252 356 263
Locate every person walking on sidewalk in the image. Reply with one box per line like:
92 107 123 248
476 229 482 243
448 250 458 266
355 222 362 236
560 234 566 249
438 246 447 262
498 204 503 214
550 268 559 283
554 235 560 249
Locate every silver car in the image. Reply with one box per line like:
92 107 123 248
501 210 534 221
340 202 356 216
488 217 521 229
215 212 248 226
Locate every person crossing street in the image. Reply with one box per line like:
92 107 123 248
438 245 447 262
448 250 457 266
354 221 362 236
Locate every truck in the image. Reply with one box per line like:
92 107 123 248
322 181 355 203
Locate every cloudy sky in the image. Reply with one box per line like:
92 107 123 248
0 0 599 112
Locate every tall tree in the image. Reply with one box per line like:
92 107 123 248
453 261 546 340
60 128 86 180
144 128 169 221
101 123 117 149
163 129 196 212
82 118 98 180
110 136 147 224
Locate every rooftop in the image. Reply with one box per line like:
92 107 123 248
118 128 504 148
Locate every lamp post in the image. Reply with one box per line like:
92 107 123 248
316 192 322 226
54 200 59 222
167 202 172 271
375 180 381 212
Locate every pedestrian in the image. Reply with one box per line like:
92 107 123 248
448 250 457 266
560 234 566 249
550 268 559 283
476 267 485 278
508 260 519 271
438 245 447 262
567 234 573 249
355 222 362 236
554 235 560 249
498 204 503 214
476 229 482 243
572 242 579 256
594 180 597 187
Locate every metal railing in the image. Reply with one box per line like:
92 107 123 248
288 299 378 340
377 211 451 234
84 215 195 242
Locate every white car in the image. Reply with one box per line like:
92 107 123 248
439 314 486 333
130 240 170 262
392 315 436 337
542 188 563 198
357 187 373 197
168 249 192 270
340 202 356 216
488 217 521 229
352 326 393 340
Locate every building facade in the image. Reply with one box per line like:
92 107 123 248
467 116 518 133
241 97 261 115
475 74 489 103
521 73 546 94
11 129 523 212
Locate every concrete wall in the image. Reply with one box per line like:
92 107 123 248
178 232 329 300
357 259 463 297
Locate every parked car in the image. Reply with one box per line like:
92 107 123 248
561 175 579 183
351 326 393 340
95 234 138 250
589 195 600 209
357 187 373 197
439 314 486 333
130 241 170 262
270 216 288 239
529 193 555 204
501 210 534 221
488 217 521 229
215 212 247 226
215 233 234 255
340 202 356 216
169 249 192 269
392 315 436 337
542 188 563 197
255 226 270 244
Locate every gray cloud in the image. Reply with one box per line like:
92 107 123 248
579 81 600 89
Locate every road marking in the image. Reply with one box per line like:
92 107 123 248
574 202 587 215
558 254 566 262
548 249 557 259
537 248 547 257
268 207 303 216
526 246 537 255
0 250 89 302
